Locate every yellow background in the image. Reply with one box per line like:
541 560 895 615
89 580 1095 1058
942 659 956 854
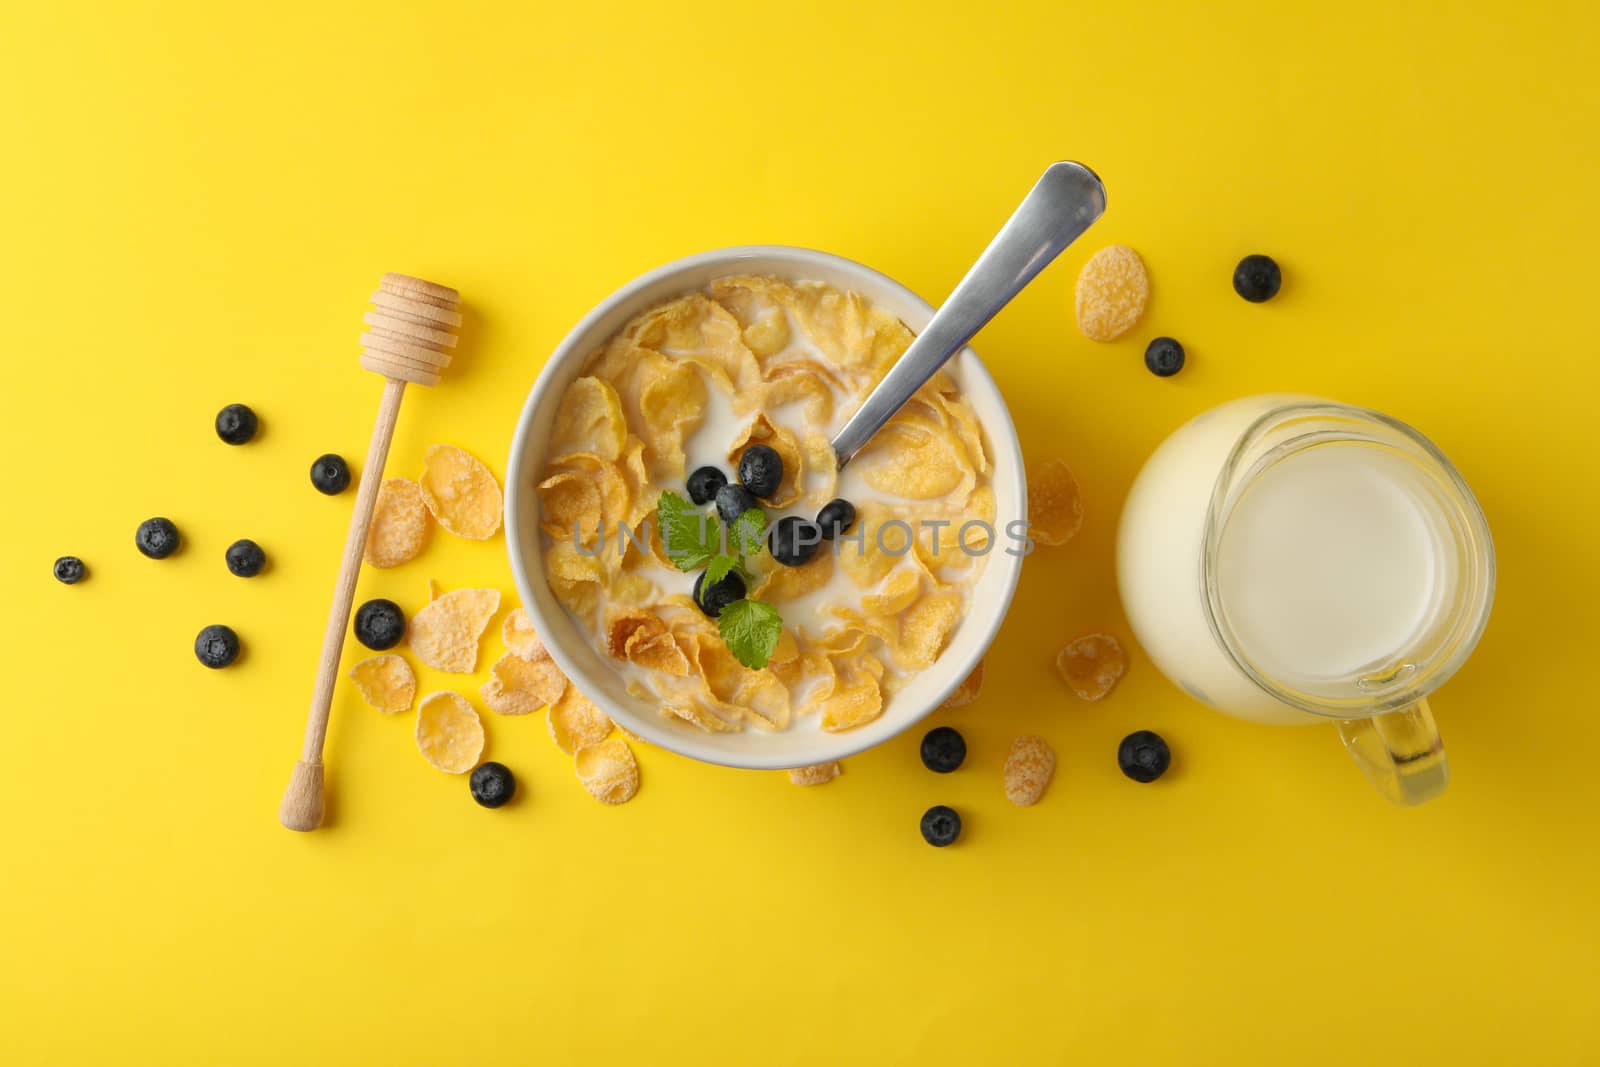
3 2 1597 1063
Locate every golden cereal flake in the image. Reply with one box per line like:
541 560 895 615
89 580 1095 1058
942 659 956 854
1056 632 1128 701
1075 245 1149 342
415 691 486 774
348 653 417 714
1027 457 1084 547
418 444 503 540
549 686 613 754
574 737 640 805
408 587 501 673
895 592 962 671
537 471 603 545
363 478 429 568
479 651 567 716
549 376 627 461
787 761 842 786
1004 735 1056 806
502 607 548 662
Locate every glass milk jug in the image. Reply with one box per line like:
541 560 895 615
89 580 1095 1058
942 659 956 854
1116 396 1495 805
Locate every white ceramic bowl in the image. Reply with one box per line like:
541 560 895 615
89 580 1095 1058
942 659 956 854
506 246 1026 769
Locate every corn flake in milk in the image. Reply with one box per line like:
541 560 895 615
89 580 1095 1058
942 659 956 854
538 276 993 734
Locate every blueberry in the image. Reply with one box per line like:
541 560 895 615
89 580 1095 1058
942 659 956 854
1144 337 1186 378
920 805 962 847
310 453 352 495
354 598 405 650
692 568 746 618
469 762 517 809
737 444 783 498
53 556 87 584
194 624 240 669
225 538 266 577
1118 730 1172 783
135 517 181 559
714 482 756 524
1233 254 1282 303
686 466 728 506
920 726 967 773
768 516 822 567
214 403 258 445
815 498 857 540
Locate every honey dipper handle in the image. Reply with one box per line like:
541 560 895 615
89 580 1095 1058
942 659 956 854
279 376 407 831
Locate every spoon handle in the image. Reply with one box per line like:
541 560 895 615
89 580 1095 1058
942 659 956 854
831 161 1107 469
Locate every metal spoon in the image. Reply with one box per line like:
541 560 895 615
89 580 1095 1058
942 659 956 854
830 161 1107 469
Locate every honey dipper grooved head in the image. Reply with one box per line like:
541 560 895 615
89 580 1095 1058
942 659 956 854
360 274 461 386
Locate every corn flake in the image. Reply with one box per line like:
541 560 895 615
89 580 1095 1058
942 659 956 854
545 540 604 619
788 761 842 786
502 607 548 661
419 444 503 540
348 654 416 714
409 587 501 673
1075 244 1149 342
574 737 640 805
538 470 603 545
1056 632 1128 701
820 659 884 732
1028 457 1084 547
415 691 485 774
895 592 962 670
549 686 613 754
480 650 566 716
1004 734 1055 806
856 402 973 501
364 478 429 567
551 376 627 461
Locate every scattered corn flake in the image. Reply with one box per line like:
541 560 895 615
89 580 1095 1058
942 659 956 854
1075 244 1149 342
409 587 501 673
787 761 842 786
502 607 548 662
1027 458 1084 547
1004 735 1056 806
942 658 985 709
549 686 613 754
1056 633 1128 701
427 578 443 601
348 653 417 714
574 737 640 804
363 478 429 568
415 691 486 774
480 651 567 716
418 444 503 540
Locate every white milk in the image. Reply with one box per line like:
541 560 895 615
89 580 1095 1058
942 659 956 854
1213 444 1437 684
1117 395 1447 725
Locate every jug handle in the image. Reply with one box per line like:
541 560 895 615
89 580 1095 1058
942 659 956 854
1336 698 1449 805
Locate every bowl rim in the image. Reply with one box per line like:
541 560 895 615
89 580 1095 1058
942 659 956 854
505 244 1026 769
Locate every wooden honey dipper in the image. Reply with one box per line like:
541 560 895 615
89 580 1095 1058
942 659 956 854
279 272 462 831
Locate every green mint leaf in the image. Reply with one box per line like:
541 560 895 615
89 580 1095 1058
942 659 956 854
705 554 739 584
731 508 768 558
656 490 717 572
717 597 783 670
